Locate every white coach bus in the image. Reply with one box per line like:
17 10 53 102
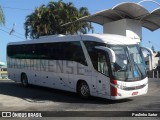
7 34 149 100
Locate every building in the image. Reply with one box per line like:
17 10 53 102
155 53 160 72
0 61 8 79
144 52 160 71
0 61 5 67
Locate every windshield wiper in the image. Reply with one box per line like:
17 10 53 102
133 62 143 78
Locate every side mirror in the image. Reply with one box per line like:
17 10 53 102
95 46 116 63
141 47 155 70
141 47 153 55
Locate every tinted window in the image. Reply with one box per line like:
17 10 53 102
84 41 106 53
7 41 87 66
64 42 87 65
98 52 108 75
84 41 108 75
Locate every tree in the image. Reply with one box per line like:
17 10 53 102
24 5 48 39
77 7 93 34
0 6 5 25
24 0 93 39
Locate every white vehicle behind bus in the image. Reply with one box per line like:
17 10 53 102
7 34 148 100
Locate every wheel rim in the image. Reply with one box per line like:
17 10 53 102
81 84 89 97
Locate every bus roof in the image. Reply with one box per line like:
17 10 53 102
8 34 139 45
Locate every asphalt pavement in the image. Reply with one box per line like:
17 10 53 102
0 78 159 119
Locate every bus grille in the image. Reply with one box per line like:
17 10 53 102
123 84 147 91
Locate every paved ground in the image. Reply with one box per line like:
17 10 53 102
0 78 159 119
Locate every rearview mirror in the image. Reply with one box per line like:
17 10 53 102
95 46 116 63
141 47 153 55
141 47 155 70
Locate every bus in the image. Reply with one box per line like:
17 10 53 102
7 34 149 100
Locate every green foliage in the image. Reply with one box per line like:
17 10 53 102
24 0 93 39
0 6 5 25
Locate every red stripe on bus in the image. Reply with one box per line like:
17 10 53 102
110 80 117 96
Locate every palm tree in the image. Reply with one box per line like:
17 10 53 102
25 5 51 38
77 7 93 34
0 6 5 25
24 1 93 39
47 1 79 34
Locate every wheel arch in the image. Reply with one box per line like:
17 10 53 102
21 72 27 82
76 79 90 93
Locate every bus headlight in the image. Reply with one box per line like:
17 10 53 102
117 84 126 90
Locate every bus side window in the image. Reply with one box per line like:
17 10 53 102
89 49 109 76
97 52 109 76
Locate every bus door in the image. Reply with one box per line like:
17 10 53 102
96 51 110 96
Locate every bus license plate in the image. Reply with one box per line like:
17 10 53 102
132 92 138 96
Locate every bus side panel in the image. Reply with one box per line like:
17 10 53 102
8 68 21 83
95 72 111 99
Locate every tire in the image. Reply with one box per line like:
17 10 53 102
78 82 90 98
21 74 28 87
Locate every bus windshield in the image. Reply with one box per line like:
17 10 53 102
110 45 146 81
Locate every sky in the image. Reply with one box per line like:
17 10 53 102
0 0 160 63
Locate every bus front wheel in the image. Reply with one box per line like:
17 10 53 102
78 82 90 98
21 73 28 87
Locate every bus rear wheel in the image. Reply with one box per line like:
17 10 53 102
21 73 28 87
78 82 90 98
